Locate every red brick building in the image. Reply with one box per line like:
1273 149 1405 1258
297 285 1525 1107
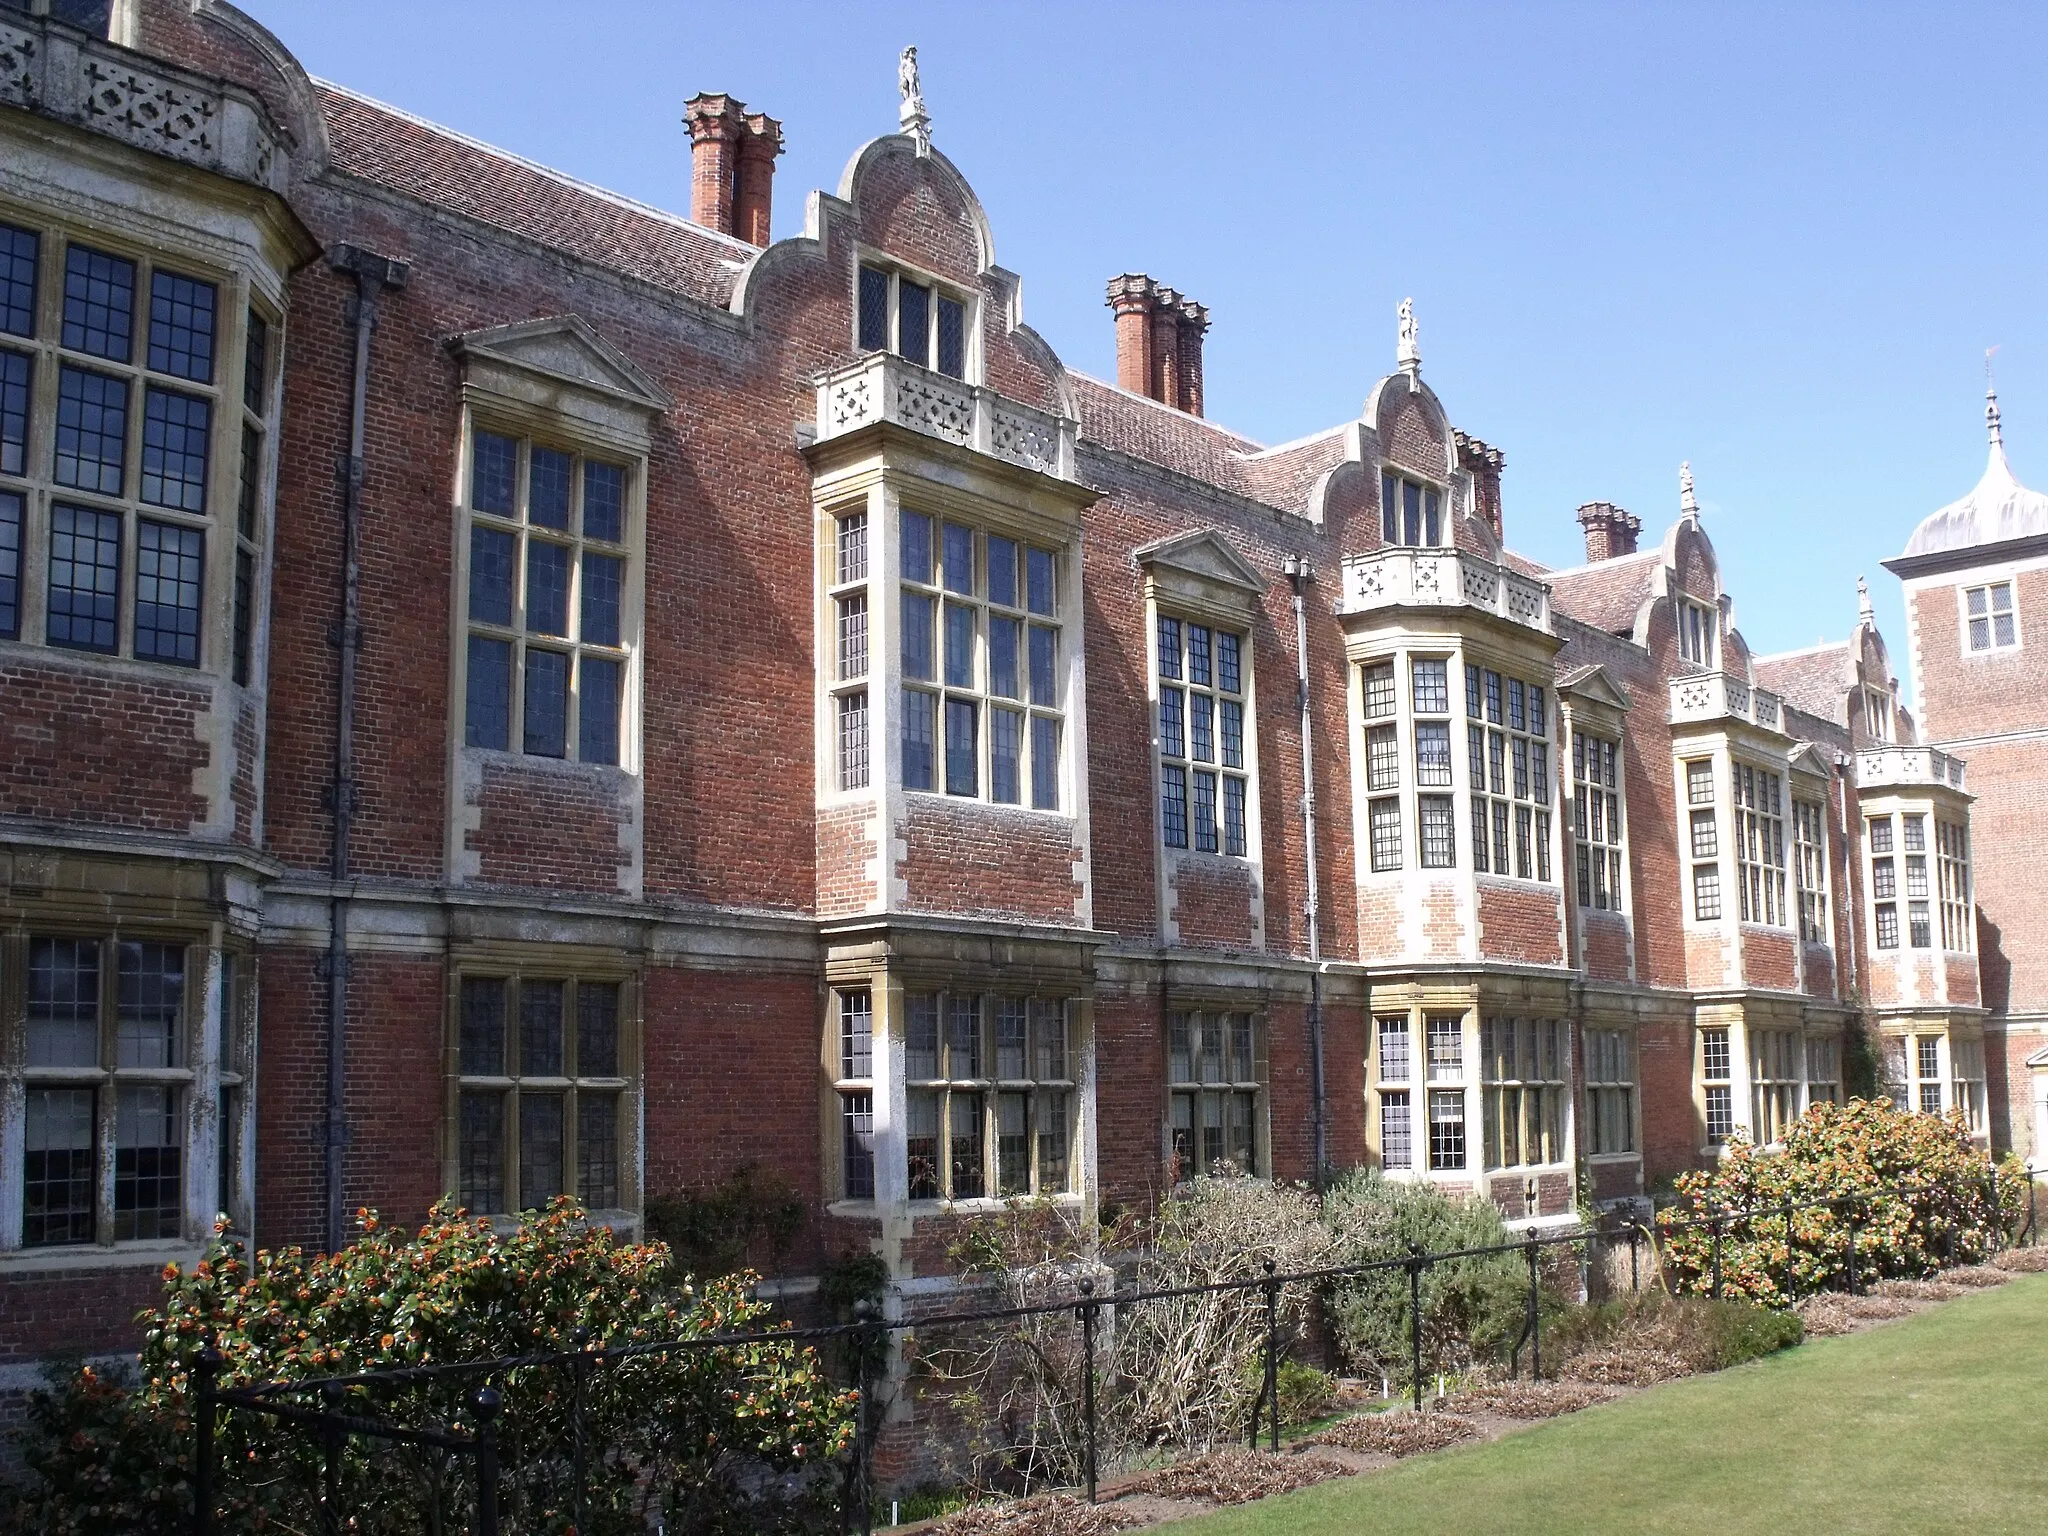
0 1 2007 1385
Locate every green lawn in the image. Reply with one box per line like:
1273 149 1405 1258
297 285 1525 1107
1175 1274 2048 1535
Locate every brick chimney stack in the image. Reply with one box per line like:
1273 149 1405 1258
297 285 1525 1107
1576 501 1642 563
1103 274 1208 416
1455 430 1506 546
684 94 782 243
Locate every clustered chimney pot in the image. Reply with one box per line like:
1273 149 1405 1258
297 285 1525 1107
1105 273 1209 416
1454 430 1506 547
1577 500 1642 563
684 92 782 244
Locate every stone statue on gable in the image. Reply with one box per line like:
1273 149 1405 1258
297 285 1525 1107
899 46 931 153
1397 296 1419 371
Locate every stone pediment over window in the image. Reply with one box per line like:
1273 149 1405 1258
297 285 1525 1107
1135 529 1265 622
1786 740 1834 785
452 316 671 449
1557 664 1629 713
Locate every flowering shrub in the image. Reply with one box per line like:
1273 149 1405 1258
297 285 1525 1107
2 1200 853 1535
1657 1100 2027 1306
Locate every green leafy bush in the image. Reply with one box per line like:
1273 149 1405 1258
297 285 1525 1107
1548 1291 1801 1375
1273 1360 1337 1427
2 1201 852 1535
1657 1099 2027 1306
1322 1170 1551 1384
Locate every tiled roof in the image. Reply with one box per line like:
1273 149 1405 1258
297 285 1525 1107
316 83 752 306
1071 374 1269 494
1545 549 1659 636
1753 643 1851 726
1501 548 1550 578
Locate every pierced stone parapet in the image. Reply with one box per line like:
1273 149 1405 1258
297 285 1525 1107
1338 547 1553 634
814 352 1076 481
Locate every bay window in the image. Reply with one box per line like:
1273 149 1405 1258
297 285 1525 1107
1479 1017 1565 1169
1749 1028 1802 1145
1701 1026 1734 1145
1687 759 1721 921
905 993 1074 1200
1937 821 1971 953
900 511 1062 810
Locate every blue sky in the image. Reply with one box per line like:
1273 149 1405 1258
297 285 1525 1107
249 1 2048 681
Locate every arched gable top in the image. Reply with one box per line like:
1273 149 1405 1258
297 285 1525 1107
834 135 997 277
1355 372 1501 559
184 0 335 174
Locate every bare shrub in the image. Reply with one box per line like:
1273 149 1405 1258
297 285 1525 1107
928 1493 1145 1536
1939 1263 2014 1286
1444 1380 1616 1419
1129 1447 1350 1505
1874 1278 1964 1301
1311 1410 1480 1458
1559 1345 1691 1387
1991 1246 2048 1273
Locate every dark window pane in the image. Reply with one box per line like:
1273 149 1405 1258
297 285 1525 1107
525 540 570 636
1028 625 1056 706
147 269 216 382
944 601 975 687
897 280 930 366
578 1093 620 1209
62 244 134 361
135 519 203 665
116 940 184 1067
857 265 890 352
902 688 935 791
529 446 571 529
460 977 506 1075
113 1085 182 1240
0 222 36 337
50 1 115 34
998 1091 1029 1195
469 525 514 627
579 655 621 765
140 387 210 511
54 365 127 495
519 981 564 1076
24 1088 97 1247
989 615 1019 698
1162 763 1187 847
577 983 620 1077
28 937 99 1067
987 535 1017 608
0 489 20 639
901 510 933 585
1 347 28 475
1031 715 1060 810
459 1090 505 1213
937 296 966 378
991 706 1022 803
237 423 261 540
583 460 624 542
1192 769 1218 853
523 649 568 757
582 552 622 646
243 309 268 414
465 636 512 749
945 697 977 796
1217 631 1241 694
231 545 253 685
1027 548 1056 615
47 502 120 652
472 431 516 514
841 1091 875 1199
942 521 973 594
1223 775 1247 856
901 591 934 680
950 1091 984 1198
837 689 868 789
520 1092 564 1210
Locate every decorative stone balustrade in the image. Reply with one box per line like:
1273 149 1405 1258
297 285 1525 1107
0 12 289 192
1668 672 1786 733
1855 746 1969 793
813 353 1078 481
1336 548 1552 633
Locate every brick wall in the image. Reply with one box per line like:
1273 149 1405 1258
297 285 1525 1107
1169 858 1256 949
897 800 1082 925
1742 928 1797 992
0 1265 165 1363
0 661 212 832
1476 881 1563 965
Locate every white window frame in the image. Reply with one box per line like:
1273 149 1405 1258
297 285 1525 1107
1959 579 2019 655
903 991 1076 1202
828 504 871 791
1701 1025 1735 1147
1167 1010 1267 1179
457 424 639 769
1571 727 1625 911
1685 758 1722 923
1951 1036 1987 1134
1465 661 1554 883
1937 819 1972 954
1155 613 1252 857
1379 470 1445 548
1677 597 1718 667
1792 798 1830 944
1749 1027 1804 1146
1479 1017 1568 1170
898 508 1065 812
1732 762 1788 928
855 256 976 383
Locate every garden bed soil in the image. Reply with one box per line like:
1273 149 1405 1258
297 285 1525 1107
1444 1380 1618 1419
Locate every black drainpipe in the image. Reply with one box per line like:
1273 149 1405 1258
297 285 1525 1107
1285 557 1328 1191
323 244 407 1254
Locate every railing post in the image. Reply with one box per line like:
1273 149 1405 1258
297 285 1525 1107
2030 1173 2039 1247
1261 1257 1281 1452
570 1326 591 1535
1781 1208 1797 1304
1406 1243 1425 1413
845 1299 878 1536
319 1381 344 1536
1710 1214 1724 1301
473 1385 501 1536
191 1346 221 1536
1629 1225 1641 1293
1076 1277 1099 1505
1524 1238 1541 1381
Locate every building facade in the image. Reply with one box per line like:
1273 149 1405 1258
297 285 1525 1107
0 0 2015 1390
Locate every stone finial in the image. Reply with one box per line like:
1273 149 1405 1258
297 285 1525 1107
1986 348 2004 447
1679 461 1700 521
1397 297 1419 374
899 46 931 156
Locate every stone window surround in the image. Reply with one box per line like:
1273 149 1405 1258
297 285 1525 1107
853 248 978 386
1693 1015 1845 1156
1674 741 1797 935
1956 575 2021 656
442 957 642 1228
0 928 249 1264
0 210 276 678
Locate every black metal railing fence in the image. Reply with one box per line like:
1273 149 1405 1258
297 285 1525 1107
187 1167 2041 1535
